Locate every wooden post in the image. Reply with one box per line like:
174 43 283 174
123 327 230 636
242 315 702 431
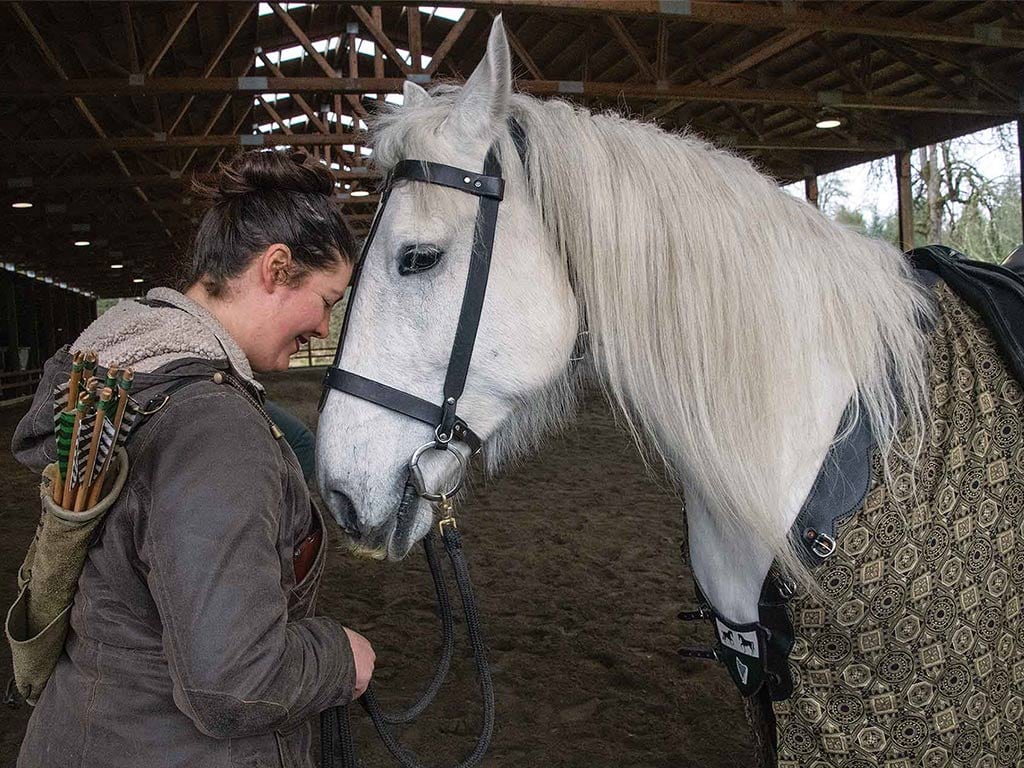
804 175 819 209
1 271 19 372
39 282 55 360
1018 118 1023 245
896 149 914 252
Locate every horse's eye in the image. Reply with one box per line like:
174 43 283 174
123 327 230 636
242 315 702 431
398 245 443 275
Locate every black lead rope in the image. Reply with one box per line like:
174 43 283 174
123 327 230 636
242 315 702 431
321 525 494 768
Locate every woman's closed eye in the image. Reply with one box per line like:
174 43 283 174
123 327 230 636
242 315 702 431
398 245 444 275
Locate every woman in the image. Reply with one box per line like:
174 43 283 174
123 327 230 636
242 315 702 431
11 150 374 767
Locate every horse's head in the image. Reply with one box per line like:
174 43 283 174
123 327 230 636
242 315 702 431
317 17 579 560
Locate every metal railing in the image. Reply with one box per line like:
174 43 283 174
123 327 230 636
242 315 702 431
289 342 335 368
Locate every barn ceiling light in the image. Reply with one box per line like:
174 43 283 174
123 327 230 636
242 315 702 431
815 110 842 130
73 240 91 247
11 201 33 209
110 263 124 269
132 278 144 283
351 190 369 197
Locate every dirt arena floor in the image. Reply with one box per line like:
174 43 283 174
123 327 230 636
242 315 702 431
1 368 753 767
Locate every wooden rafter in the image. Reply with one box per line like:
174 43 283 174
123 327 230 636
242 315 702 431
144 3 199 77
168 5 254 136
454 1 1024 49
501 15 545 79
646 28 814 121
425 9 477 76
351 5 413 76
8 2 176 244
257 94 294 135
121 2 140 73
7 77 1015 117
604 16 656 82
870 36 972 99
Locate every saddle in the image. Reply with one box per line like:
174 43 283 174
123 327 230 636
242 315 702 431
908 244 1024 389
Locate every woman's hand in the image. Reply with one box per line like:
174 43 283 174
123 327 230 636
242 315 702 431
343 627 376 699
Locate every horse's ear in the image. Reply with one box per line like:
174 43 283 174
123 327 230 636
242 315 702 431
448 15 511 138
402 80 430 108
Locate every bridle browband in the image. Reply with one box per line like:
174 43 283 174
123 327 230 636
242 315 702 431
319 119 528 479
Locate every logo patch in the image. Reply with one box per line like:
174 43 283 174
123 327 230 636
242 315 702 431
716 618 760 658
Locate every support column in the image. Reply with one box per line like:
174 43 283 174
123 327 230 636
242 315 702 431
16 276 38 369
38 283 55 360
804 176 819 209
1018 118 1023 245
1 271 18 372
896 149 914 252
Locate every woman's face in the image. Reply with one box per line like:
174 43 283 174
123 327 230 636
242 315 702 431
252 258 354 372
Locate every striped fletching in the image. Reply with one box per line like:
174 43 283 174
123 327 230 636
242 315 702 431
54 410 75 478
69 419 95 489
89 418 118 486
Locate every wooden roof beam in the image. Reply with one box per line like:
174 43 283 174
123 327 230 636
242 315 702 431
646 28 814 121
9 2 176 244
121 2 140 73
604 16 657 82
4 169 383 191
8 133 366 153
426 9 478 76
7 76 1018 118
351 6 412 76
453 1 1024 49
144 3 198 77
168 5 255 136
5 129 901 155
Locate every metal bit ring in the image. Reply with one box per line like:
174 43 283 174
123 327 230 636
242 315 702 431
408 440 467 502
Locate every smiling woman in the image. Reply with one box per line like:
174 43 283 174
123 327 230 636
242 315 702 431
10 150 377 768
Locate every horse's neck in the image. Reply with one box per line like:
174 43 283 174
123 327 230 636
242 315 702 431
685 359 855 624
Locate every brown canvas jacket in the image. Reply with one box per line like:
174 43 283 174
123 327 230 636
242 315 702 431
11 346 355 768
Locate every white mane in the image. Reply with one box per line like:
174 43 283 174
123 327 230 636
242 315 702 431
372 88 932 578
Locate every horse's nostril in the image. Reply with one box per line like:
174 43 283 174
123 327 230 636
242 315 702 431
329 490 361 537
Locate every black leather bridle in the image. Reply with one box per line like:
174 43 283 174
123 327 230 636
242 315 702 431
317 123 527 768
319 121 528 491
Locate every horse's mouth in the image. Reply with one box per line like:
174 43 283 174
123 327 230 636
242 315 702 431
339 508 424 562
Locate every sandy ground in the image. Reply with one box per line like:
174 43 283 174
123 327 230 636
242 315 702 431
1 369 753 767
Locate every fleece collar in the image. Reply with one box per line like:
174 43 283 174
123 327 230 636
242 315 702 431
74 287 262 391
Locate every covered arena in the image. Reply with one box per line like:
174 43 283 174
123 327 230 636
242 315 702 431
2 3 1024 767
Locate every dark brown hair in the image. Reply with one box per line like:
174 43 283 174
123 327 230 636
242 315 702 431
185 150 355 296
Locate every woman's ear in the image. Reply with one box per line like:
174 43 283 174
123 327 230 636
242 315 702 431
259 244 294 291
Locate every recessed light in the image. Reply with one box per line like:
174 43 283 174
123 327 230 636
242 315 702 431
11 202 33 209
110 263 124 269
74 240 91 247
132 278 144 283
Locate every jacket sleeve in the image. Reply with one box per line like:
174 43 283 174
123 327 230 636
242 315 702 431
136 386 355 739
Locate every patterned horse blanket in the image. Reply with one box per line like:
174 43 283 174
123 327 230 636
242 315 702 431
770 282 1024 767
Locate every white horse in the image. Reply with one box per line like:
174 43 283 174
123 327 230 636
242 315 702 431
318 16 1024 766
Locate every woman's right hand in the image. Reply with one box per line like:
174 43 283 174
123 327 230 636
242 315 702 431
343 627 375 699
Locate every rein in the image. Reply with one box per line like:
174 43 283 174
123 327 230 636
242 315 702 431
321 521 494 768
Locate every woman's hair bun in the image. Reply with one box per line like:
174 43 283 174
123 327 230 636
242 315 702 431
195 149 335 203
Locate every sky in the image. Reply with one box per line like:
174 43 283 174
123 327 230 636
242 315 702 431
783 122 1020 218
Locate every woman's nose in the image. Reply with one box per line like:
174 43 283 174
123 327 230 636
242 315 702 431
314 314 330 338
